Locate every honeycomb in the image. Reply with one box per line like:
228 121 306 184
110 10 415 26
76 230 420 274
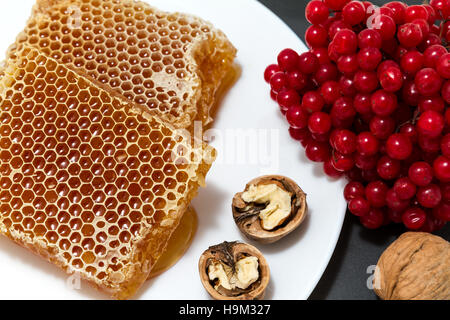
0 47 214 299
7 0 237 129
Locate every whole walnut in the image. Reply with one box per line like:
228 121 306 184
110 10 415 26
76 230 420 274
374 232 450 300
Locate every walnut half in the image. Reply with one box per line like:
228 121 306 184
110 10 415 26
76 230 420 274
198 241 270 300
232 175 307 244
374 232 450 300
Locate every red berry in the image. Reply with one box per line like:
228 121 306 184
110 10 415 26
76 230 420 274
333 29 358 55
264 64 280 83
306 0 330 25
353 70 378 93
269 72 286 93
383 2 407 24
306 25 328 48
287 70 308 91
286 105 308 129
305 141 331 162
402 80 420 106
360 208 384 229
386 133 413 160
402 207 427 229
331 97 356 121
355 153 378 170
386 189 410 211
358 29 382 49
377 156 400 180
369 116 395 140
354 93 372 115
331 151 355 172
357 47 382 71
357 132 379 156
436 53 450 79
331 129 357 155
314 63 338 84
397 23 423 48
394 177 417 200
405 5 429 22
423 45 447 69
417 110 444 138
342 1 366 26
337 54 359 75
370 90 397 117
369 14 396 41
302 91 325 113
414 68 443 96
434 156 450 182
400 51 424 75
348 197 371 216
298 52 320 74
278 49 299 72
323 158 344 178
409 162 434 186
417 184 442 208
277 89 300 112
308 112 332 135
289 127 311 146
320 81 341 104
378 67 403 92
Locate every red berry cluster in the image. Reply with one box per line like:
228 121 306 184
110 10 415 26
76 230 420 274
264 0 450 231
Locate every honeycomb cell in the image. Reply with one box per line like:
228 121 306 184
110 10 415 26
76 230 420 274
1 20 215 300
7 0 236 129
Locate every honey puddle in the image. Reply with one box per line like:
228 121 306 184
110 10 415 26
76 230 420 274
148 206 198 279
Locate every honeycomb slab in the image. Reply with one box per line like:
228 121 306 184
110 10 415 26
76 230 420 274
0 47 214 299
7 0 236 129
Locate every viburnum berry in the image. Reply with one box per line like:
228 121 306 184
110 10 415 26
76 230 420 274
353 70 378 93
277 49 299 72
333 29 358 55
305 25 328 48
397 23 423 48
308 111 332 134
417 110 445 138
378 67 403 92
358 29 382 49
386 133 413 160
417 184 442 208
342 1 366 26
287 70 308 91
394 177 417 200
305 141 331 162
377 156 401 180
305 0 330 25
286 105 308 129
277 89 300 112
423 45 447 69
409 162 434 186
302 91 325 113
320 81 341 104
402 207 427 229
434 156 450 182
368 14 396 41
371 90 397 117
414 68 443 96
443 80 450 104
298 52 320 74
404 5 429 22
264 64 280 83
269 72 286 93
358 47 382 71
383 2 407 24
331 129 357 155
348 197 371 216
360 208 385 229
400 51 424 75
323 157 344 178
436 53 450 79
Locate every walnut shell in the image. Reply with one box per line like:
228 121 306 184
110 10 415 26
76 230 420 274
198 241 270 300
232 175 307 244
374 232 450 300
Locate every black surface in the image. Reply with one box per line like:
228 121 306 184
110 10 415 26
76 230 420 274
257 0 450 300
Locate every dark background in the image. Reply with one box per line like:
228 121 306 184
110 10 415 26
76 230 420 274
257 0 450 300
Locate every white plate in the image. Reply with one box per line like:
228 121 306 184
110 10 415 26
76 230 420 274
0 0 347 299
